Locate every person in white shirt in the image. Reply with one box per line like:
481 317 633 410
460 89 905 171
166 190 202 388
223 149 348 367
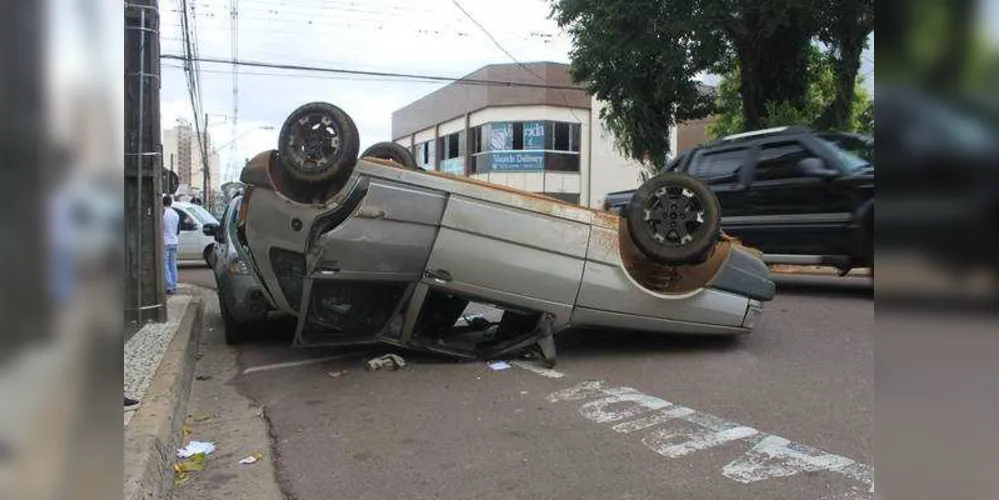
162 195 180 294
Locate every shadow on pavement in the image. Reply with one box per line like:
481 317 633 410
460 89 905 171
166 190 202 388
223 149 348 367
554 327 742 360
774 274 874 299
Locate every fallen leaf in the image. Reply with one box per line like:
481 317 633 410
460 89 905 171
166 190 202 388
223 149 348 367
193 413 214 422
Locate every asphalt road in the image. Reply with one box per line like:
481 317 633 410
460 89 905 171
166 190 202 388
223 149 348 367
180 266 873 500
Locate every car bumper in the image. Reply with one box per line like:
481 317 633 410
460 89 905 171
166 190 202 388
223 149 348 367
221 272 273 323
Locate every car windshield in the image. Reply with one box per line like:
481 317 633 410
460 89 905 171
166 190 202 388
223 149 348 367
815 137 872 172
186 204 218 224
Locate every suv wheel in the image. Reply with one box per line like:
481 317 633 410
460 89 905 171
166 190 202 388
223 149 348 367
277 102 360 187
625 172 721 265
361 141 420 170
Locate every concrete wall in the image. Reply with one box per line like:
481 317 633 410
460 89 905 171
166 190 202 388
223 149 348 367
586 96 678 208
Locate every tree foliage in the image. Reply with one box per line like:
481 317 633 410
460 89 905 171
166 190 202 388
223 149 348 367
550 0 874 165
708 46 873 138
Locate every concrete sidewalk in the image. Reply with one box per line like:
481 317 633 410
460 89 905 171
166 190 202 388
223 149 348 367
123 293 204 500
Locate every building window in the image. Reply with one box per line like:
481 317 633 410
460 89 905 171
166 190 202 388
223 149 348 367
470 120 581 173
446 132 460 159
544 152 580 172
471 126 483 154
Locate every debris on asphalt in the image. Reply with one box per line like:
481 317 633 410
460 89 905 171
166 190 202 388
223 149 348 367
177 440 216 459
195 374 213 381
327 370 347 379
239 451 264 465
192 412 215 422
366 354 406 371
174 453 208 485
488 361 511 371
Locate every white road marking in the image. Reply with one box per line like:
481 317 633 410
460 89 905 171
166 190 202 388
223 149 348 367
644 413 759 458
530 376 872 497
580 391 673 424
612 406 696 434
510 361 566 379
722 435 855 483
242 353 362 375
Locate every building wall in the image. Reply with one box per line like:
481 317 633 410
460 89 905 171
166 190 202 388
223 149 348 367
162 121 219 199
676 116 718 153
586 96 678 208
390 62 681 209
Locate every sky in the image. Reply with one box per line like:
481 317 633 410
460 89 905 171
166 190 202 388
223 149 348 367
159 0 876 186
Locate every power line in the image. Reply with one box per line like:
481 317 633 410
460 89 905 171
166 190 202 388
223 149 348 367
450 0 585 123
160 54 588 90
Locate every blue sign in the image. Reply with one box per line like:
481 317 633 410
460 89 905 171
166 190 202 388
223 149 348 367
491 152 544 171
523 121 545 150
490 122 513 151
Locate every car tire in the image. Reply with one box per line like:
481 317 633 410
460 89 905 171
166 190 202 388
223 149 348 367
203 244 215 267
361 141 419 170
219 293 243 345
624 172 721 266
277 102 360 186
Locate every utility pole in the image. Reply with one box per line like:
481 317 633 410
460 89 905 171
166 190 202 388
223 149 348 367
125 0 166 323
202 111 210 211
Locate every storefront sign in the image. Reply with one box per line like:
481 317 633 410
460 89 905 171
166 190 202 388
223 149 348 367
523 121 545 150
490 122 513 151
491 152 545 171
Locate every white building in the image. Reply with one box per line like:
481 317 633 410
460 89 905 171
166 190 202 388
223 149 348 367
162 119 220 202
391 62 676 208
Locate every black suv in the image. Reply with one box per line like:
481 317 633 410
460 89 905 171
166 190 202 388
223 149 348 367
603 127 874 274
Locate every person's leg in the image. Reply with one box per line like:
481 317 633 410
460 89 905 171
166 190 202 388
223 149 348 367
165 244 178 293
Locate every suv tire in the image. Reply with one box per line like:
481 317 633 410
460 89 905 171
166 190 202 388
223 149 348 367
625 172 721 265
361 141 420 170
277 102 360 186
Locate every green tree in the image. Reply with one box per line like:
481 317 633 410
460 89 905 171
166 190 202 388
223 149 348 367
814 0 874 131
708 46 872 138
550 0 867 168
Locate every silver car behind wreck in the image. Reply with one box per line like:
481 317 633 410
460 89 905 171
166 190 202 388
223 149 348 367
221 102 776 367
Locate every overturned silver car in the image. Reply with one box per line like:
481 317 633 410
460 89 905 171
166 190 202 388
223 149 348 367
227 102 775 366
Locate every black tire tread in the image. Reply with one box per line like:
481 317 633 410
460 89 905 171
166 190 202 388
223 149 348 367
277 102 360 186
624 172 721 266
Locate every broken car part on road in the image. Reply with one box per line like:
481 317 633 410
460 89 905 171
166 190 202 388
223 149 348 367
224 101 776 367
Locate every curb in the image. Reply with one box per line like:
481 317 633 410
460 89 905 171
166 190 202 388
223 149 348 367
124 296 204 500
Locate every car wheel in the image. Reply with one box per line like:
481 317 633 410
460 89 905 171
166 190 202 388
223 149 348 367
218 293 243 345
203 244 215 267
277 102 360 187
624 172 721 266
361 141 419 170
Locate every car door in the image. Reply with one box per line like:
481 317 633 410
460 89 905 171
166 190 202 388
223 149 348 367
173 207 200 260
686 146 753 230
740 140 850 255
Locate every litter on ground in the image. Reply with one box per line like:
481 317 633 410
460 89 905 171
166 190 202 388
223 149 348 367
366 354 406 371
177 440 216 458
239 451 265 465
488 361 511 371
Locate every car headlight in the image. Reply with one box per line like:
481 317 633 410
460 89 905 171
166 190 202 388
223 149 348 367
228 258 250 275
742 300 764 330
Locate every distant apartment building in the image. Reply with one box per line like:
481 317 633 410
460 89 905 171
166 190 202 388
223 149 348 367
391 62 678 208
161 119 220 201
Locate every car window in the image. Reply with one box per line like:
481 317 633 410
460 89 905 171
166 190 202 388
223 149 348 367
754 142 818 181
692 148 746 181
174 208 197 230
186 204 218 224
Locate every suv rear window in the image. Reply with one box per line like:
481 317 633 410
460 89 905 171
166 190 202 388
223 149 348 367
691 148 747 181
